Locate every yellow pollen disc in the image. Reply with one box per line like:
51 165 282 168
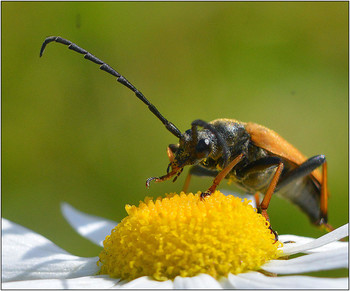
98 191 282 281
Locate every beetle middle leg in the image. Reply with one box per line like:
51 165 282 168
235 156 284 216
258 162 284 242
259 162 284 222
236 156 285 240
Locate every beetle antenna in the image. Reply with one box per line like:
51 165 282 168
40 36 183 139
191 119 230 166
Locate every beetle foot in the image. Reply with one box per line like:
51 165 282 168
146 177 159 188
269 226 279 243
146 167 183 188
200 191 212 200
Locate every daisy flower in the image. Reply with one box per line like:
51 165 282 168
2 191 348 289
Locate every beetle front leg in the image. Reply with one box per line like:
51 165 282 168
146 167 182 187
183 165 219 193
200 153 245 199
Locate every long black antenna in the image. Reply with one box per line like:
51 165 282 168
40 36 183 139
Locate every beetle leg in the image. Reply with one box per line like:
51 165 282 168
258 162 284 242
259 162 284 220
254 192 260 207
182 172 192 193
172 167 184 182
146 167 182 188
200 153 245 199
319 161 335 232
234 156 284 240
234 156 283 209
320 160 328 224
183 166 219 193
276 155 326 190
275 155 330 227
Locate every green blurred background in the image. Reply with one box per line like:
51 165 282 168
2 2 348 277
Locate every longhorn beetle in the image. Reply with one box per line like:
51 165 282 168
40 36 333 236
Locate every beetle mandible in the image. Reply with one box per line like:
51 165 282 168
40 36 332 235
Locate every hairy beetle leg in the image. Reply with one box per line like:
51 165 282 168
146 167 182 188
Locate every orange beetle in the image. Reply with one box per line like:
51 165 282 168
147 119 329 234
40 36 331 237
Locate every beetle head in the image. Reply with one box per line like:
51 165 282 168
146 127 215 187
146 120 230 188
169 128 214 169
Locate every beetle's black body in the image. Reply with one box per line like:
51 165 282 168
40 36 330 233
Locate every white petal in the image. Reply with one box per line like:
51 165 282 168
262 245 348 274
222 271 348 289
2 275 120 289
304 240 347 254
61 202 117 247
117 276 173 289
2 218 100 282
173 274 223 289
279 234 346 254
282 224 349 255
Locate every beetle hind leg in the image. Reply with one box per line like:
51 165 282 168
276 155 330 229
320 159 329 224
254 192 260 208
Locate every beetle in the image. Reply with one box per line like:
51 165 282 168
40 36 332 236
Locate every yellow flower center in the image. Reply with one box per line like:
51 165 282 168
98 191 282 281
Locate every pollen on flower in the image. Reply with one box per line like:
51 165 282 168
98 191 282 281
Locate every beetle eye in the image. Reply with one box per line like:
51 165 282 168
196 138 211 153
